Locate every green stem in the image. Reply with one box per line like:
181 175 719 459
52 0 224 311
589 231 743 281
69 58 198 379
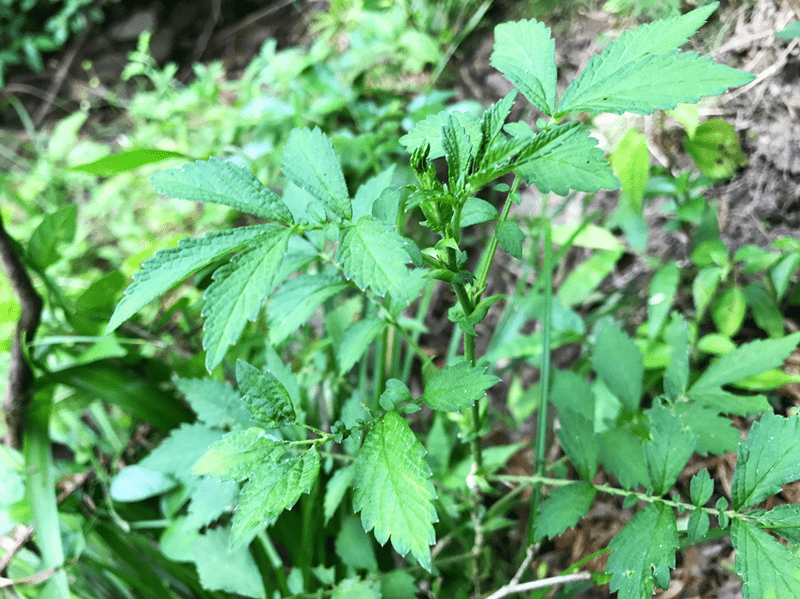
474 177 520 298
527 219 553 546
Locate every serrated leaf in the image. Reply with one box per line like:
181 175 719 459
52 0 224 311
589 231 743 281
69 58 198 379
496 220 525 259
186 477 239 528
337 317 387 374
593 321 643 412
379 379 413 412
268 271 349 345
107 224 279 333
731 413 800 510
607 503 678 598
514 123 620 195
750 504 800 544
599 427 649 490
324 465 355 524
28 204 77 269
643 404 696 495
231 447 320 548
194 527 266 599
675 403 741 455
556 409 599 482
337 216 414 301
535 481 596 540
139 422 225 484
442 113 475 192
236 359 295 427
688 333 800 405
731 518 800 599
202 228 292 370
490 19 557 115
281 127 350 220
400 110 482 160
175 377 255 429
477 91 518 167
192 428 288 480
690 470 714 507
353 412 437 571
686 510 710 544
151 157 293 222
422 361 500 412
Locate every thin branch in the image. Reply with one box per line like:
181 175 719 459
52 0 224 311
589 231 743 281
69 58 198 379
484 572 593 599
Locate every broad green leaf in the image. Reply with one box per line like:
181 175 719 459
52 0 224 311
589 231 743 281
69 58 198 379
442 113 475 192
232 447 320 548
490 19 557 115
192 428 288 480
174 377 254 429
514 123 620 195
194 528 266 599
688 387 770 416
332 578 381 599
400 110 482 160
422 361 500 412
139 422 225 484
607 503 678 598
686 510 710 545
151 157 293 222
599 427 649 490
556 409 599 482
731 518 800 599
689 469 714 507
281 127 350 220
336 515 378 572
750 504 800 543
352 165 396 223
236 360 295 427
731 413 800 510
551 223 621 251
202 228 292 370
268 271 349 345
692 265 722 321
535 481 596 540
353 412 437 571
556 249 622 307
711 284 746 337
688 333 800 405
28 205 77 269
337 216 414 301
685 119 748 179
107 224 278 333
336 317 387 374
324 465 355 524
610 128 648 209
495 220 525 259
380 570 418 599
593 321 643 412
68 149 186 176
643 404 695 495
550 368 595 422
647 262 679 340
745 282 784 338
663 314 690 401
460 197 499 227
186 477 239 528
771 252 800 300
109 465 177 502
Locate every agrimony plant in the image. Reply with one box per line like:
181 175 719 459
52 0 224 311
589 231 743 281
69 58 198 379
107 4 800 597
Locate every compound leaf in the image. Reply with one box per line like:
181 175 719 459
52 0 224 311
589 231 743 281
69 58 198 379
107 225 278 333
731 518 800 599
151 157 292 222
592 321 643 412
202 227 292 370
607 503 678 598
490 19 557 115
513 123 620 195
422 361 500 412
535 481 596 541
643 404 696 495
192 427 288 480
337 216 414 301
236 359 296 428
281 127 351 220
353 412 437 571
231 447 320 549
731 413 800 510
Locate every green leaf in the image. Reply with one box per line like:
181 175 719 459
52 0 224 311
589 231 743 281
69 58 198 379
109 465 177 502
643 404 696 495
186 477 239 528
337 216 414 301
192 428 288 480
599 427 649 490
495 220 525 259
139 422 225 484
28 204 77 269
477 91 518 167
711 284 746 337
685 119 748 179
232 447 320 548
202 228 292 370
194 528 266 598
558 4 753 115
236 359 296 427
556 409 599 482
593 321 643 412
535 481 596 540
380 570 418 599
686 510 710 545
460 197 499 227
688 333 800 409
174 377 254 429
151 157 293 222
333 578 381 599
745 282 784 338
514 123 620 195
731 518 800 599
352 165 396 223
750 504 800 543
610 128 649 209
647 262 679 340
336 317 387 374
677 403 754 455
400 110 482 160
663 313 690 401
550 369 595 421
692 265 722 321
324 465 355 524
731 413 800 510
281 127 350 220
607 503 678 598
107 224 279 333
490 19 557 115
68 149 186 176
379 379 413 412
442 113 475 192
422 361 500 412
557 249 622 307
353 412 437 571
777 20 800 39
336 515 378 572
689 469 714 507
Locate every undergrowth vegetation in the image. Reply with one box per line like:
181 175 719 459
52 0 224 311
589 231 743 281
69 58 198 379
3 2 800 599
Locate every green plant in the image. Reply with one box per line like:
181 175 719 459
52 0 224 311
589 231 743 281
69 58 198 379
27 3 800 598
